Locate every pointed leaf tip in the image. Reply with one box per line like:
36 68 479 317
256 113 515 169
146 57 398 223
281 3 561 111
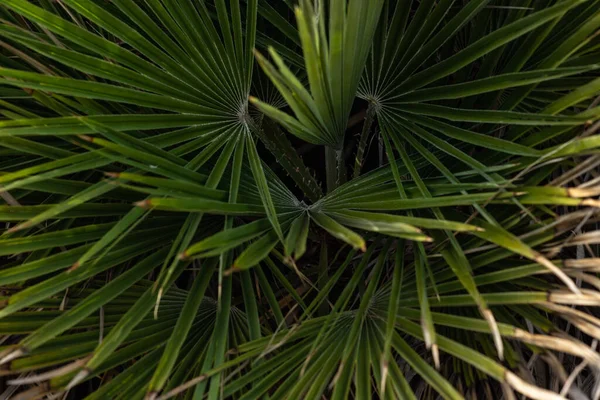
134 199 151 208
224 266 241 276
582 199 600 208
66 368 90 390
0 348 24 365
78 134 94 142
68 261 81 272
5 224 24 234
144 392 158 400
432 344 440 370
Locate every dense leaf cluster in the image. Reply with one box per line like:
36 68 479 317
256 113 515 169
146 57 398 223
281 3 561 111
0 0 600 399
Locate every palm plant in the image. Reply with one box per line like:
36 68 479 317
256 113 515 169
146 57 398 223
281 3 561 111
1 0 600 398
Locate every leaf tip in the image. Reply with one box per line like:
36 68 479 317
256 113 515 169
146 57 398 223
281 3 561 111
224 266 240 276
4 224 23 234
66 368 90 390
134 199 151 209
68 261 81 272
432 344 440 369
104 172 120 179
78 134 94 143
0 348 24 366
581 198 600 208
144 391 158 400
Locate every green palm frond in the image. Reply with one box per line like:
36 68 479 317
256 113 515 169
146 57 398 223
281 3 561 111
0 1 600 399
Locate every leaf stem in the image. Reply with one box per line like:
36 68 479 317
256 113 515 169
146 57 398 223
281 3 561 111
353 104 376 178
318 237 329 317
254 118 323 202
325 145 338 193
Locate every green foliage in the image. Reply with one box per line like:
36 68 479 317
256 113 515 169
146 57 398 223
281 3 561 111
0 0 600 399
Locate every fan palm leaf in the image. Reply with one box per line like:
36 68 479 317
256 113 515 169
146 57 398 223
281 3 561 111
0 1 600 399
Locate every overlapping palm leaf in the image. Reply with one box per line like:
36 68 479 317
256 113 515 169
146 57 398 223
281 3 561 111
0 0 600 399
